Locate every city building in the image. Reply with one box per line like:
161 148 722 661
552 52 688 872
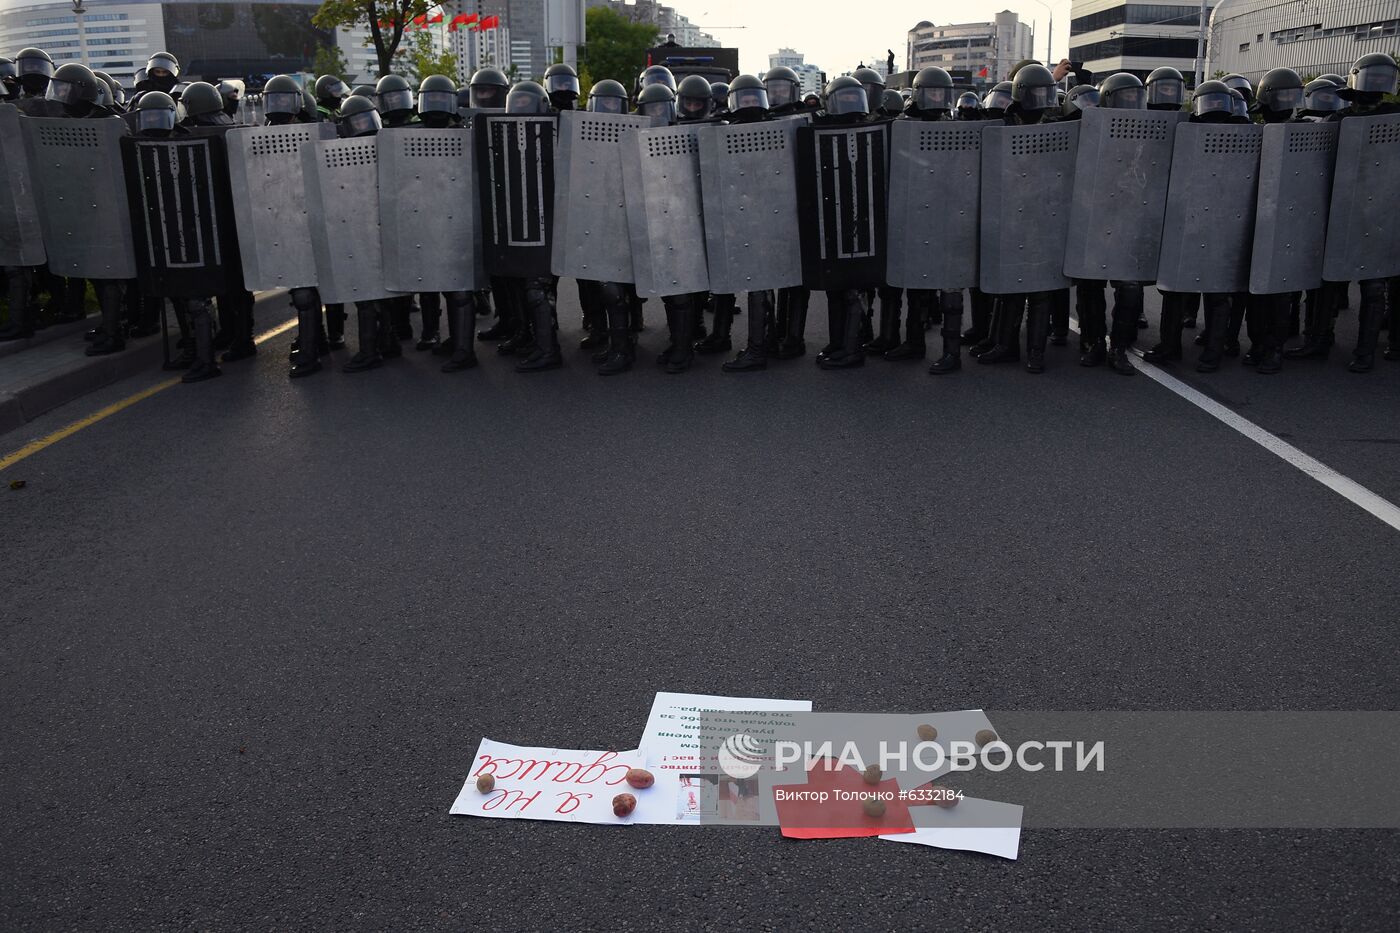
1068 0 1212 84
585 0 716 47
474 0 584 79
906 11 1034 85
1205 0 1399 83
768 47 823 96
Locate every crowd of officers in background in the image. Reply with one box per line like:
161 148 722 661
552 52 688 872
1 47 1397 383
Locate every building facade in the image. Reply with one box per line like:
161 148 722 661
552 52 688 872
907 11 1033 84
1068 0 1212 84
768 47 822 96
1205 0 1399 83
585 0 715 47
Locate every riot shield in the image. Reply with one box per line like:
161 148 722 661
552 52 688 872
226 123 336 291
377 127 479 293
1156 123 1262 293
0 105 45 267
477 114 556 278
699 119 803 295
796 122 890 290
621 124 708 297
552 110 656 284
978 121 1079 294
120 134 242 297
1322 112 1400 282
1063 107 1177 282
302 136 394 305
20 116 135 279
1250 121 1337 294
884 119 981 291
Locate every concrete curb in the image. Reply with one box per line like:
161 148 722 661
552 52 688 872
0 333 169 434
0 317 95 363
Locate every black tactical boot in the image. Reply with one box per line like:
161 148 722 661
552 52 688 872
516 279 563 372
1255 295 1286 375
776 287 809 359
1143 292 1184 363
181 300 222 383
84 281 126 356
1181 292 1199 329
1285 286 1332 360
963 288 990 344
343 301 383 372
1050 288 1069 346
1024 292 1050 374
665 295 697 374
0 269 34 341
378 302 403 359
723 291 772 372
289 288 323 379
864 287 901 353
1347 280 1387 373
885 290 927 360
325 302 347 350
818 291 866 370
441 292 478 372
417 292 442 350
1197 295 1231 372
977 295 1023 364
1108 284 1140 375
597 286 635 376
696 293 734 353
929 295 963 375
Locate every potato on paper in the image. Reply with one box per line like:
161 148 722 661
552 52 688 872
916 723 938 742
476 773 495 793
625 768 654 789
613 793 637 817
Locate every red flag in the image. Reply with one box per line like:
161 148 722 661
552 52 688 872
428 12 443 25
481 14 500 29
411 14 427 28
449 12 477 30
977 66 988 78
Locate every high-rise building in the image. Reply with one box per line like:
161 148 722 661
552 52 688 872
768 48 823 96
1068 0 1211 83
906 11 1034 85
585 0 717 47
1205 0 1399 85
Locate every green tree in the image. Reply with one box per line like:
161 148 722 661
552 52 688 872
312 43 349 80
582 6 657 89
313 0 431 77
400 27 458 81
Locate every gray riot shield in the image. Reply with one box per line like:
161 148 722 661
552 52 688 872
121 134 241 297
885 119 981 291
1322 112 1400 282
1156 123 1262 293
303 136 394 305
1250 121 1337 294
377 127 479 294
0 105 45 267
552 110 656 283
621 124 708 298
978 121 1079 294
227 123 337 291
1063 107 1177 282
699 119 802 295
20 116 135 279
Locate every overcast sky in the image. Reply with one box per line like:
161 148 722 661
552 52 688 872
681 0 1079 77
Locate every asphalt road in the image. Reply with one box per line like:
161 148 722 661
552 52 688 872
2 285 1397 931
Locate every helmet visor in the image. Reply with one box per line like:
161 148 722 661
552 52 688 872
147 54 179 77
1068 87 1100 111
638 99 676 120
1352 63 1399 94
505 93 543 114
1147 78 1183 106
546 74 579 96
470 85 504 108
827 86 868 115
914 85 953 112
46 78 78 104
379 89 413 113
323 79 347 99
1017 84 1057 111
1105 86 1146 110
1261 86 1303 111
1193 90 1233 115
18 56 53 78
343 109 381 136
137 107 176 132
1305 86 1343 112
418 90 456 114
265 91 302 114
765 79 797 108
729 86 767 112
641 71 673 89
1230 94 1247 117
983 89 1012 111
678 94 709 117
589 94 625 114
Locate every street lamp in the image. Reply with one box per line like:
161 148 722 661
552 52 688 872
71 0 89 68
1026 0 1053 64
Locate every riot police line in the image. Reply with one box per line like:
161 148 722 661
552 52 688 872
1 50 1397 386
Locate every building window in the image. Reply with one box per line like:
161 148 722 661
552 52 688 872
1239 42 1250 52
1069 36 1201 61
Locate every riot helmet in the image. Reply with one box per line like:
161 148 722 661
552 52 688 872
763 65 800 109
1302 78 1344 114
726 74 768 117
824 75 869 117
1061 83 1100 119
635 82 676 122
1318 74 1346 87
711 82 729 110
93 77 114 109
315 74 349 110
95 71 124 108
1344 52 1399 98
955 91 982 119
349 85 377 107
1145 66 1185 110
170 83 189 102
677 73 714 120
417 74 458 118
1099 72 1146 110
984 81 1013 116
544 62 580 109
15 47 54 96
505 81 550 114
587 79 628 114
911 67 954 115
218 79 243 117
0 58 16 100
1011 63 1057 113
263 75 304 118
299 88 318 122
468 67 509 108
852 66 884 109
46 62 101 113
146 52 180 80
878 88 904 116
338 94 381 137
134 68 148 85
376 73 415 118
1256 67 1304 116
1220 74 1253 105
1191 80 1234 118
639 65 676 92
133 91 178 135
1228 88 1248 118
180 81 226 123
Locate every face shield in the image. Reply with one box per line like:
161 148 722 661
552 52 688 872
827 86 869 116
418 90 457 114
17 56 53 79
379 89 413 113
983 89 1012 111
322 79 346 100
147 54 179 77
1230 92 1248 117
678 93 710 118
589 94 625 114
1260 86 1303 111
1104 86 1146 110
546 74 580 97
1068 87 1100 112
1016 84 1057 111
470 85 504 109
765 79 797 108
1304 86 1344 112
860 83 882 108
137 107 176 133
728 86 767 113
265 91 302 115
1147 79 1183 107
505 93 544 114
45 78 80 104
342 108 381 136
637 98 676 121
1351 63 1398 95
1193 90 1233 116
913 85 953 112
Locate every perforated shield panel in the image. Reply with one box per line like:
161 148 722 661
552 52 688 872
1322 113 1400 282
552 111 656 283
885 119 981 290
978 121 1079 294
621 124 708 297
303 137 394 304
1156 123 1262 293
378 127 479 293
1249 121 1337 294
